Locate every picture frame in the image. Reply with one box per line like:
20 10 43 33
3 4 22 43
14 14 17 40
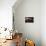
25 17 34 23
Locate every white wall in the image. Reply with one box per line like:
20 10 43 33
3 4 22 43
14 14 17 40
41 0 46 46
13 0 41 46
0 0 16 30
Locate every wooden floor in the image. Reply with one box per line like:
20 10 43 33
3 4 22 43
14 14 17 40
0 39 16 46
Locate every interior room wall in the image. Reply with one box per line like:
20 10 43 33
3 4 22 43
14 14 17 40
41 0 46 46
0 0 16 30
13 0 41 46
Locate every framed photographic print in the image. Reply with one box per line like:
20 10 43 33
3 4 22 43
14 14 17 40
25 17 34 23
